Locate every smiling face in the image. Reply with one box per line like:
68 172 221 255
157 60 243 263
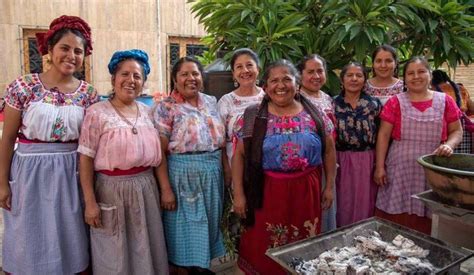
264 66 297 107
48 31 85 76
301 57 327 93
342 65 366 95
112 59 144 104
232 54 259 88
174 61 203 100
404 60 431 94
373 49 396 79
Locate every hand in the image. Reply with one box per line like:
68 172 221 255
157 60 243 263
84 201 102 228
321 187 333 210
232 192 247 219
433 144 454 157
0 184 12 211
161 189 176 211
374 167 387 186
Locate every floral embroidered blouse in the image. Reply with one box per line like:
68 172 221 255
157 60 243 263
152 90 225 154
299 90 336 136
261 110 326 172
334 93 382 151
78 101 162 171
4 73 97 141
365 78 403 105
217 89 265 160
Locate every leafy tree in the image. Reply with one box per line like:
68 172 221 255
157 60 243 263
190 0 474 93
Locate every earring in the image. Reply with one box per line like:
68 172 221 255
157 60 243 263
233 79 239 88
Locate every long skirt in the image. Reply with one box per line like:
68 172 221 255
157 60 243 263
90 169 169 275
3 143 89 274
336 150 377 227
321 169 337 232
163 150 225 268
238 166 322 275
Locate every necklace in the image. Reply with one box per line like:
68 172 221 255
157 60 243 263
109 99 139 134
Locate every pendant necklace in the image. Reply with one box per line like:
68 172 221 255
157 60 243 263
109 99 139 134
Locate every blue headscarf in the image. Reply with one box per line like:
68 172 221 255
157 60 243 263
108 49 151 80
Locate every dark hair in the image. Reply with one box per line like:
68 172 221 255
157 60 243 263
402 56 431 92
371 44 399 78
230 48 260 71
296 54 327 75
432 69 461 107
339 62 368 96
47 28 87 53
171 56 205 91
261 59 300 87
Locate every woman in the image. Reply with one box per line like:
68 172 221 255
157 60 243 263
0 15 97 274
334 62 382 227
431 69 473 154
232 59 336 274
297 54 337 232
78 49 169 274
366 45 403 105
218 48 265 172
374 57 463 235
152 57 226 273
217 48 265 256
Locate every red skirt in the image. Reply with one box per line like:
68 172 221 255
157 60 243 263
238 166 322 274
375 208 432 235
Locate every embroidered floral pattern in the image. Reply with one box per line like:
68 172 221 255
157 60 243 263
3 73 97 142
266 219 318 249
5 73 97 110
281 142 308 171
50 117 66 141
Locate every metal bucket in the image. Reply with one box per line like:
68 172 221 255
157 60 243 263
417 154 474 206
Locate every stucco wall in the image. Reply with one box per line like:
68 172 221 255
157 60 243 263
0 0 206 96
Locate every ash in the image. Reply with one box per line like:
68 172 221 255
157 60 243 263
292 231 436 274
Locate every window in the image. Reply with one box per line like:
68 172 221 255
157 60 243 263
167 36 208 90
22 29 92 82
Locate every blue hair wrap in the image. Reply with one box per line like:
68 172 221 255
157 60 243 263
108 49 151 79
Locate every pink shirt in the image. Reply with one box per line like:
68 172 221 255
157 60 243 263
380 94 461 141
78 101 162 171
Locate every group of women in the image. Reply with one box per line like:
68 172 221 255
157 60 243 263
0 15 468 275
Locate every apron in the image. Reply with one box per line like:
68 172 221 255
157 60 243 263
376 92 445 217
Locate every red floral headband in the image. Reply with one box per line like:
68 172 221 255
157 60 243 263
36 15 93 56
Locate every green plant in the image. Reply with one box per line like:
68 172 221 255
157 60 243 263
190 0 474 94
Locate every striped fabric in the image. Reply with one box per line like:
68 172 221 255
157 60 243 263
163 150 225 268
3 143 89 274
376 92 445 217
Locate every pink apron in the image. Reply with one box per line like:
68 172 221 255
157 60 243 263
376 92 445 217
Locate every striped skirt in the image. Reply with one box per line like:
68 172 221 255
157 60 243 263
163 150 225 268
3 142 89 274
91 169 169 275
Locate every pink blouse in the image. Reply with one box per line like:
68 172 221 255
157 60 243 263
78 101 162 171
381 94 461 141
